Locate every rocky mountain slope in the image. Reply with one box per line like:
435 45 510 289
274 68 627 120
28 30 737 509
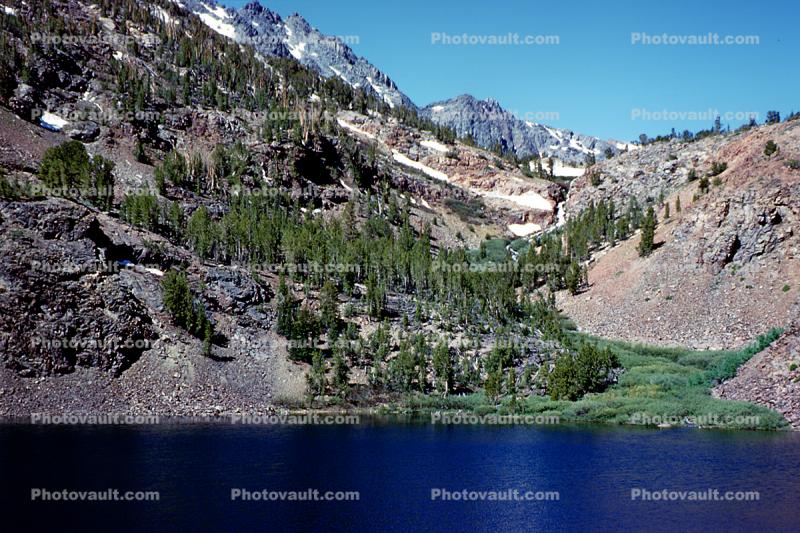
335 110 561 236
421 94 631 164
713 307 800 428
0 0 572 415
179 0 414 109
558 120 800 350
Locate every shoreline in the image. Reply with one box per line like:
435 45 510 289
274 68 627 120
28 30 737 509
1 404 794 431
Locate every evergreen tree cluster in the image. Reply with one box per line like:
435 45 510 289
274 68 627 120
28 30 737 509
546 343 620 400
39 141 115 210
161 270 214 355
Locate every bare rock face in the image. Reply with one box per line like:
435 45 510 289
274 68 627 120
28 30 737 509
8 83 39 120
694 183 796 274
204 267 270 313
65 121 101 142
0 199 158 377
566 134 721 217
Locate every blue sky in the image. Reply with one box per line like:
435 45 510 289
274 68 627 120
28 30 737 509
224 0 799 141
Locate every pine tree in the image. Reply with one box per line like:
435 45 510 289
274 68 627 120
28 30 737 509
390 339 416 393
162 269 214 343
565 260 583 295
432 340 453 395
133 140 147 164
365 272 386 319
203 321 213 357
319 281 340 336
275 274 296 337
766 110 781 124
162 270 194 331
306 351 327 398
330 347 350 399
484 366 503 404
638 206 657 257
506 368 518 413
289 307 319 363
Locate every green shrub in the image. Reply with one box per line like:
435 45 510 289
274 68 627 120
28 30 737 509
698 176 710 194
764 140 778 156
691 328 783 386
708 161 727 176
787 160 800 170
444 197 487 224
0 169 19 199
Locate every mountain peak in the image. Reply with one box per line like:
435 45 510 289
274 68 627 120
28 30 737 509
422 96 619 163
183 0 413 109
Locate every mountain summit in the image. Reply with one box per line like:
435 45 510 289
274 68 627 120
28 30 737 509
421 94 631 164
181 0 415 109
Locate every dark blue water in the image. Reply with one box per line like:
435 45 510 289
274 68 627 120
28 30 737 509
1 422 800 532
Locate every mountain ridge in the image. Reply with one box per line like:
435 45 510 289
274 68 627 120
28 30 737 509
421 93 633 164
181 0 621 165
177 0 415 109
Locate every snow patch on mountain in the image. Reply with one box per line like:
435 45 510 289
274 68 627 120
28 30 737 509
484 190 553 212
336 118 376 139
422 94 624 165
392 150 450 182
508 223 542 237
195 3 237 39
40 112 68 131
420 140 450 153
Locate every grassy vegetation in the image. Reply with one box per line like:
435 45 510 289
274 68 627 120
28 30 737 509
400 328 788 430
443 197 487 224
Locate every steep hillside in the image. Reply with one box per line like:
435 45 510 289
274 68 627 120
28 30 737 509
335 110 562 237
180 0 414 109
558 120 800 349
0 0 583 415
0 0 795 426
